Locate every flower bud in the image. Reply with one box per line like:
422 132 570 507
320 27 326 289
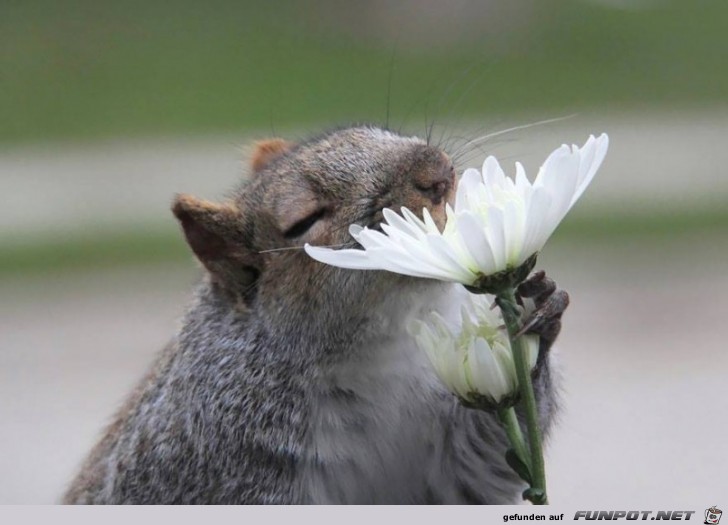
409 292 539 409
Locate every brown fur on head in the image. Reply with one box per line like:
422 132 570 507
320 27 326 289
173 126 456 327
251 138 292 172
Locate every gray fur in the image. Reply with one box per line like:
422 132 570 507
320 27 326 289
64 126 559 504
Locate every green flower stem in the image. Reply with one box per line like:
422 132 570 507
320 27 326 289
497 406 531 471
497 288 548 505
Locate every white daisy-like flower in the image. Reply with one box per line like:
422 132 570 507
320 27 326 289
409 292 539 406
305 133 609 285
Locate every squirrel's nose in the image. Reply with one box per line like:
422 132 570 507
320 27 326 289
413 158 455 206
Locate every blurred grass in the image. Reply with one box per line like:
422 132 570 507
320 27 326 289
2 205 726 277
0 228 188 277
2 0 728 143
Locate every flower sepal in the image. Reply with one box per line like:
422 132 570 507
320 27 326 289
465 253 538 296
459 390 520 412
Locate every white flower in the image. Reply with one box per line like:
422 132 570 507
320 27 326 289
304 134 609 284
409 292 539 405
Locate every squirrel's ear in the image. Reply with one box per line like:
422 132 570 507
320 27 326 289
251 138 291 171
172 194 238 262
172 194 260 293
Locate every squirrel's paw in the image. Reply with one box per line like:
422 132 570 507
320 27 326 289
514 270 569 350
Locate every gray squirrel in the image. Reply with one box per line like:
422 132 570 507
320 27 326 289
64 126 567 504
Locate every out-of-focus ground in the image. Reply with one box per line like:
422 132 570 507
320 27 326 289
543 238 728 506
2 110 727 243
0 107 728 237
1 113 727 504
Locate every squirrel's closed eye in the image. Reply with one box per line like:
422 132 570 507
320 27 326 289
283 208 328 239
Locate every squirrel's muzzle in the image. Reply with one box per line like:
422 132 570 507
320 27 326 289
412 150 455 206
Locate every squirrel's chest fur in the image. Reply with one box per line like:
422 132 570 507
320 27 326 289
296 285 464 504
301 323 445 503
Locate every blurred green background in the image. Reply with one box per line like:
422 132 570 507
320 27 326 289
1 0 727 504
3 0 727 143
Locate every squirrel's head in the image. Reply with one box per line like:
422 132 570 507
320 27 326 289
173 125 456 328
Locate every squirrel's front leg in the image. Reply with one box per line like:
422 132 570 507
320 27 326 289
512 270 568 448
517 270 569 361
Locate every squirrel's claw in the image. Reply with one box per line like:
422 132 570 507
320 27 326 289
514 273 569 351
516 271 556 306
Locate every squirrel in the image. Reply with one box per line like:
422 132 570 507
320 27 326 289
63 125 567 504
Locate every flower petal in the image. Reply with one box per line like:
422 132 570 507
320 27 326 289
570 133 609 208
366 247 460 281
472 337 510 402
304 245 380 270
485 206 507 270
356 227 402 249
424 234 478 283
421 207 441 234
382 208 426 240
502 199 524 267
520 187 553 259
456 211 498 275
349 224 364 240
456 168 485 215
482 156 507 190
